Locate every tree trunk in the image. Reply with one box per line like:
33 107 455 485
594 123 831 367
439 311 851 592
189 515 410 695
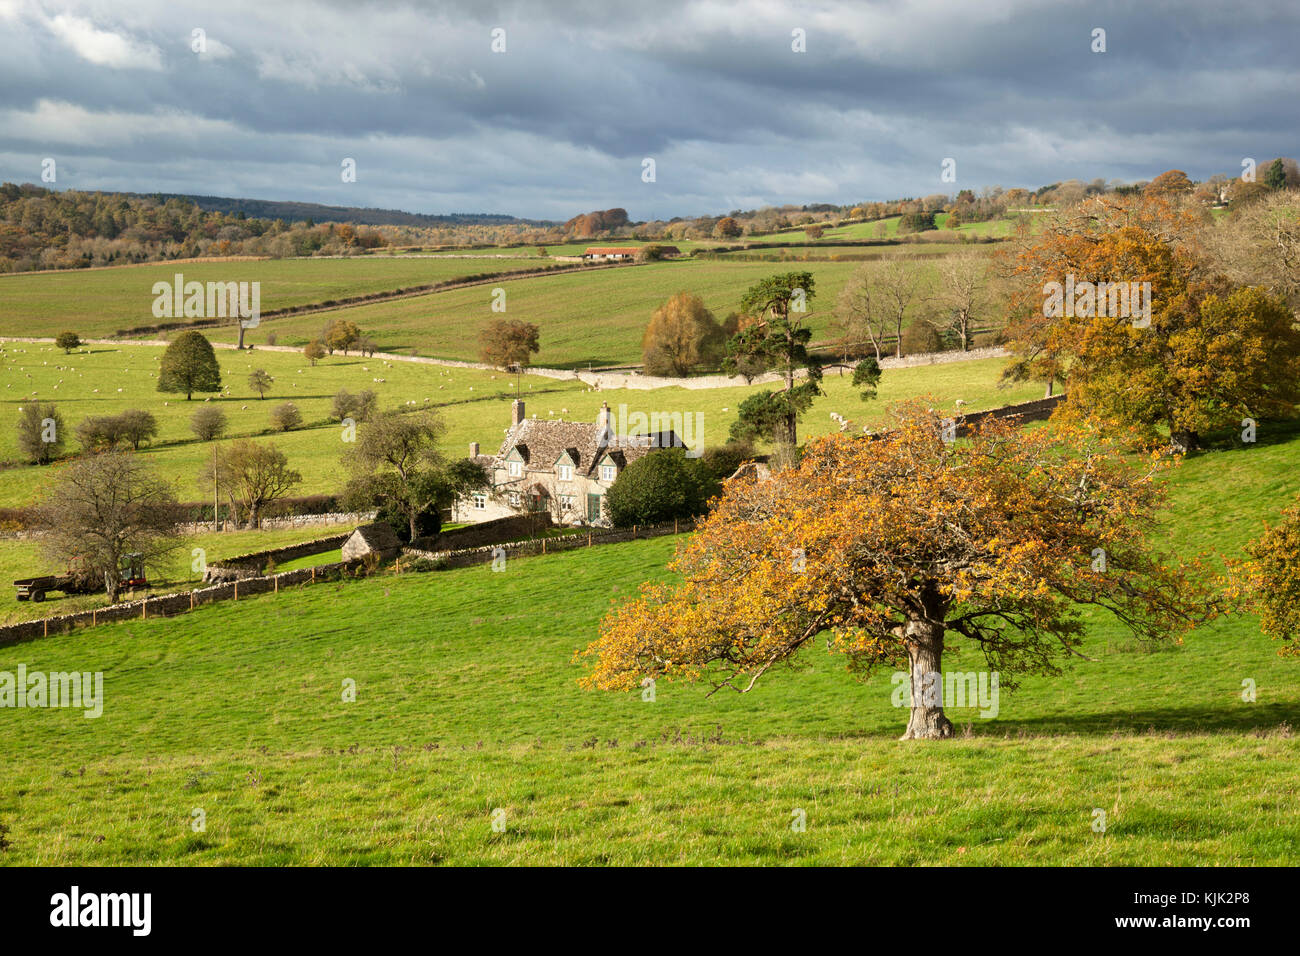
900 601 953 740
1171 430 1198 455
1044 379 1054 398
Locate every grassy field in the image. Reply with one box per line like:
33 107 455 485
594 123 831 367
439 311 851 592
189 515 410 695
747 213 1019 244
207 258 939 366
0 428 1297 865
0 342 1039 512
0 257 550 339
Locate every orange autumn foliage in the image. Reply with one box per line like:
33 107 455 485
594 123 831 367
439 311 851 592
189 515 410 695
580 403 1217 737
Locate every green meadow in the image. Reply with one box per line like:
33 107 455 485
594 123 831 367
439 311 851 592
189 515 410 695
0 430 1297 865
0 256 548 339
207 258 950 366
0 342 1038 513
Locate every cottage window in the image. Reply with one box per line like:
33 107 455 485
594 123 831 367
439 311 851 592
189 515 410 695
600 464 616 482
508 460 522 477
560 494 576 512
508 492 521 508
557 464 574 481
472 493 487 511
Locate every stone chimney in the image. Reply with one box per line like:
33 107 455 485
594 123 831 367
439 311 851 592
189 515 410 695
511 399 525 426
596 401 612 442
469 441 479 458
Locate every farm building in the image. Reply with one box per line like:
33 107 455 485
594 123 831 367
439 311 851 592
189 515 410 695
581 246 638 261
580 245 681 261
454 400 681 526
341 522 402 561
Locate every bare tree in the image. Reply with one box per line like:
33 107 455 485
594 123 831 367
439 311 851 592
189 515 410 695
832 266 889 362
935 249 990 351
1203 191 1300 309
37 453 183 600
876 260 922 358
198 439 303 529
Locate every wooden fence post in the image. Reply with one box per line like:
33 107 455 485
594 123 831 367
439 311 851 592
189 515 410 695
44 618 48 638
190 591 195 610
234 580 238 601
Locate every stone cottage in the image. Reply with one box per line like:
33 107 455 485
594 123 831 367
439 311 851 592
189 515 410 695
453 400 681 526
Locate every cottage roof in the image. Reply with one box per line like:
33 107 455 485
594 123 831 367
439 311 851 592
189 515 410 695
348 522 401 551
494 417 680 476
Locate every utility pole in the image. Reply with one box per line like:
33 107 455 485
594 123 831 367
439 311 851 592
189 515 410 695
212 442 219 533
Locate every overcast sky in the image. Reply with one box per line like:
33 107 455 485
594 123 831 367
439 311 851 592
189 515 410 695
1 0 1296 221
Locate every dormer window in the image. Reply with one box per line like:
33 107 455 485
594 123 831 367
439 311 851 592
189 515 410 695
557 464 573 481
508 460 522 477
600 464 616 482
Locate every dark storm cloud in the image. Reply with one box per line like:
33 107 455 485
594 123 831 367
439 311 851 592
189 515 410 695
0 0 1296 220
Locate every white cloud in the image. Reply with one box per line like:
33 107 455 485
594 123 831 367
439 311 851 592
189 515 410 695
46 13 164 70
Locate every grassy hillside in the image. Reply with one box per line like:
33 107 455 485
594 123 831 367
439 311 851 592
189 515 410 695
0 257 548 339
0 431 1297 865
0 343 1039 512
207 259 893 366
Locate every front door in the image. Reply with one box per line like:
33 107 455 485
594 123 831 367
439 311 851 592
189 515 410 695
587 493 602 521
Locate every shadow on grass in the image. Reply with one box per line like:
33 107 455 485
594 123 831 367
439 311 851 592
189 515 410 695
1199 415 1300 452
981 701 1298 736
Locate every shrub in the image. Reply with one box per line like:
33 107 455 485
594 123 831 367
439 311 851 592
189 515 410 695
901 319 944 355
118 409 158 449
16 402 65 464
190 405 227 442
698 440 756 484
606 448 711 527
269 402 302 432
331 388 378 423
76 414 128 452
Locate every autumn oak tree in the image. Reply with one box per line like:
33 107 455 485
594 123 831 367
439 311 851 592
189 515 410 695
1243 494 1300 658
1000 195 1300 449
478 318 541 379
582 404 1214 739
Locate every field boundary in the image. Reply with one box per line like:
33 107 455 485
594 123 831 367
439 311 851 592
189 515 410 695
0 519 697 646
403 518 696 569
0 559 364 647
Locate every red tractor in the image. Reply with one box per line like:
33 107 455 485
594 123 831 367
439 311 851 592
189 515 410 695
13 553 147 602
